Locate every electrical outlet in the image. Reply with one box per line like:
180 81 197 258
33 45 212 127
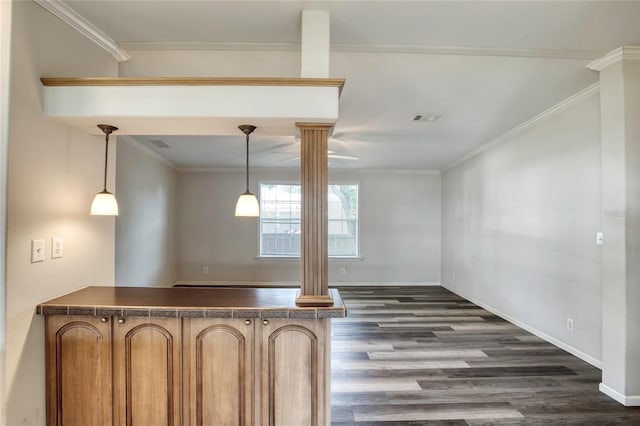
566 318 574 332
340 267 346 275
202 266 209 274
450 271 455 281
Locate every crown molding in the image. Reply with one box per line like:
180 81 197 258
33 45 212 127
334 43 602 60
118 135 176 169
586 46 640 71
34 0 130 62
442 82 600 173
120 41 300 52
119 41 602 60
179 166 440 175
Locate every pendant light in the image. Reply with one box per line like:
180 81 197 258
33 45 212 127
90 124 119 216
235 124 259 217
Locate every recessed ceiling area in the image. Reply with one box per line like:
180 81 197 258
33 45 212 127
50 1 640 170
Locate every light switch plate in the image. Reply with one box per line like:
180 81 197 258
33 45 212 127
52 236 63 259
31 239 45 263
596 232 604 246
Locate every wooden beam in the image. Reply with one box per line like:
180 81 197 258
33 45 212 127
296 123 334 307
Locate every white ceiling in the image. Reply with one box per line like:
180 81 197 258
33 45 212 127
58 1 640 170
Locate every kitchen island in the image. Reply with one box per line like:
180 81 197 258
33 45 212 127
38 286 346 426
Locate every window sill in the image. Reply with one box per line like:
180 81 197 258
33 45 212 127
255 256 363 262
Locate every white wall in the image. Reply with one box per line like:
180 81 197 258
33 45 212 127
441 90 602 365
0 1 12 423
6 3 117 424
177 168 441 284
116 138 177 287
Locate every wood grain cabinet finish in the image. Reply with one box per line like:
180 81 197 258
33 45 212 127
45 316 331 426
183 318 254 426
113 317 181 426
46 315 112 426
260 319 330 426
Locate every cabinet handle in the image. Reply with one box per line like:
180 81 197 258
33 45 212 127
100 317 108 323
262 319 269 326
244 319 251 325
118 318 125 324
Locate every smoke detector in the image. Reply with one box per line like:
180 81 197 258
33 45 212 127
413 113 442 122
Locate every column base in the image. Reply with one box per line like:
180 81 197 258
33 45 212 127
295 292 334 307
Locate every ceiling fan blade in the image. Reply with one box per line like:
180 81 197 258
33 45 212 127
279 156 300 162
328 154 360 161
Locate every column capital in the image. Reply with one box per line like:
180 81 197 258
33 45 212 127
587 45 640 71
295 122 334 130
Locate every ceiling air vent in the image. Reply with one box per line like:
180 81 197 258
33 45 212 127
413 113 442 122
149 139 171 148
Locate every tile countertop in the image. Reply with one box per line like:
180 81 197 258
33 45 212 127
36 286 346 319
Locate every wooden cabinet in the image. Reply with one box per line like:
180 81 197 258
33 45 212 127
113 317 181 426
183 318 255 426
45 315 112 426
45 316 330 426
260 319 329 426
46 316 180 426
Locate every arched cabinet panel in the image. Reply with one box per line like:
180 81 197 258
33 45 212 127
46 316 112 426
113 317 181 426
260 319 329 426
184 319 254 426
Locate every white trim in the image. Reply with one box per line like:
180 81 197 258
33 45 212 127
118 136 176 169
34 0 130 62
120 41 301 52
441 283 602 369
174 281 299 288
120 41 602 60
174 280 441 287
254 256 364 261
599 383 640 406
331 281 441 287
180 167 440 175
587 46 640 71
442 82 600 173
0 3 11 424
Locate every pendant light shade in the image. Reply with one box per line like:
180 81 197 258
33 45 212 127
235 191 259 217
235 125 259 217
91 124 119 216
91 190 119 215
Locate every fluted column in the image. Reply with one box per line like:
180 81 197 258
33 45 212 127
296 123 333 307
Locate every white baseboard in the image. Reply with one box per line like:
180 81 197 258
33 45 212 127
173 280 298 287
441 283 602 369
331 281 441 287
599 383 640 406
174 280 441 288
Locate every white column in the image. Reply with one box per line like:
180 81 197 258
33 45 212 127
300 10 330 78
588 46 640 406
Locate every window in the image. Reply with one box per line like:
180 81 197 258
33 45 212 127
259 183 359 257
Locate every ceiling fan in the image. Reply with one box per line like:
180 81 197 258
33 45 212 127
272 127 360 162
275 149 360 163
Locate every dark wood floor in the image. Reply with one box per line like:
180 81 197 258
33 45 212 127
331 286 640 425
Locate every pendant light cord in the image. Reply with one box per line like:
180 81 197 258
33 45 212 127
103 132 110 192
245 132 250 192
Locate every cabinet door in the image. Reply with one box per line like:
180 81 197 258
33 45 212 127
183 318 255 426
45 315 112 426
259 319 330 426
113 317 181 426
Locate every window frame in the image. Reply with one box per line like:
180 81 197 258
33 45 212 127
257 180 361 259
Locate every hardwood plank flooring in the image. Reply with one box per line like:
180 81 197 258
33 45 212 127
331 286 640 425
